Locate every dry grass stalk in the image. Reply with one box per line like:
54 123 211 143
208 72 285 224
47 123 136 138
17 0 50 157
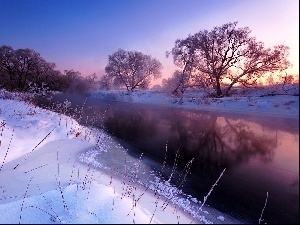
13 127 56 170
19 176 34 224
190 168 226 224
258 191 269 224
0 127 14 171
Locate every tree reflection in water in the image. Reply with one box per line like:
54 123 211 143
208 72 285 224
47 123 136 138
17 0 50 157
102 107 288 223
104 107 277 176
167 111 277 175
104 108 158 141
35 94 298 224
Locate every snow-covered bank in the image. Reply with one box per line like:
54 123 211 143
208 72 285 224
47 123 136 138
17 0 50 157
88 84 299 119
1 93 237 224
0 83 298 224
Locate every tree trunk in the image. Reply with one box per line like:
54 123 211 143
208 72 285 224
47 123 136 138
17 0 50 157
225 82 234 96
216 76 222 97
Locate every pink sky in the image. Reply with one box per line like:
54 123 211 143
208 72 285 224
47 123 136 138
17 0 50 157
1 0 298 82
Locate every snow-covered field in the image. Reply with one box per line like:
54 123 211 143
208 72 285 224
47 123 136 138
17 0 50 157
88 84 299 119
0 84 298 224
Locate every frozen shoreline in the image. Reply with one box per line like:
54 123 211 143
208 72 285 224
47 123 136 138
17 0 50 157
87 89 299 120
1 96 239 224
79 133 246 224
0 86 298 224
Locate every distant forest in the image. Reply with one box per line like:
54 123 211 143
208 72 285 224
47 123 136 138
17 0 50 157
0 22 297 97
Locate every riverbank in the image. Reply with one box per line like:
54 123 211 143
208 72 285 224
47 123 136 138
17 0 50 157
88 85 299 119
1 95 228 224
1 85 298 224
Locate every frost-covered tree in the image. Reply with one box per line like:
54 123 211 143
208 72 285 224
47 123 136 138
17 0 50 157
104 49 162 91
99 74 113 90
0 45 56 91
165 36 207 96
62 70 89 93
162 70 209 96
83 73 98 91
168 22 291 97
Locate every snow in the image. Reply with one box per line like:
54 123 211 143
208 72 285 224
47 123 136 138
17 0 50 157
88 84 299 119
0 84 298 224
0 91 204 224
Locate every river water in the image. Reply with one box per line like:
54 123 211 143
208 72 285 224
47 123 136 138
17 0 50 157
36 93 299 224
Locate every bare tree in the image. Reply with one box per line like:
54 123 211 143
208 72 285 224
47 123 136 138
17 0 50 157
82 73 98 91
99 74 113 90
162 70 208 96
168 22 291 97
162 71 190 96
165 36 207 96
104 49 162 91
62 69 89 93
0 45 100 93
0 45 15 90
0 45 57 91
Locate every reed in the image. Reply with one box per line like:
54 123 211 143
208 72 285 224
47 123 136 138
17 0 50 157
0 120 6 148
35 183 62 223
56 150 69 212
190 168 226 224
13 127 56 170
19 176 34 224
259 191 269 224
0 128 14 171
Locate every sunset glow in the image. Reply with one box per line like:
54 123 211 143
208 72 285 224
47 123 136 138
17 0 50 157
0 0 298 82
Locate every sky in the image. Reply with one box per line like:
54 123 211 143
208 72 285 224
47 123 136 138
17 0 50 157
0 84 298 224
0 0 299 82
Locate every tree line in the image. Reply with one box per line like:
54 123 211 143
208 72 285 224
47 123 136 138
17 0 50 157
0 22 294 97
0 45 96 93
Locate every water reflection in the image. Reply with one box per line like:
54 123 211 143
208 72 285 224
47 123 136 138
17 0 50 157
36 93 299 224
98 102 298 224
105 107 158 140
103 107 277 177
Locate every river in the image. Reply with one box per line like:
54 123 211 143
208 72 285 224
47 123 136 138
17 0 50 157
36 92 299 224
